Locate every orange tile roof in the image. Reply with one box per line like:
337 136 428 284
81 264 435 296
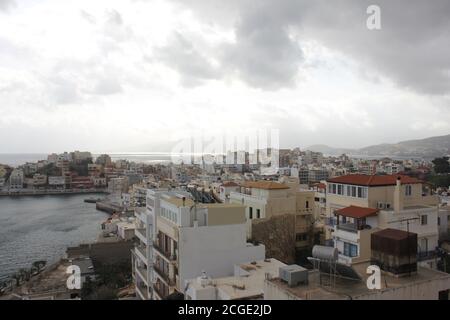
327 174 422 186
335 206 379 219
243 181 290 190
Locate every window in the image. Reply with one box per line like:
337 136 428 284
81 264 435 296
357 187 362 198
344 242 358 257
438 217 441 226
296 233 308 241
405 185 412 196
332 184 337 194
249 207 253 219
338 184 343 195
351 186 356 197
421 215 428 225
256 209 261 219
305 201 309 209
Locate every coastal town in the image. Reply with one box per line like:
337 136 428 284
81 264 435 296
1 148 450 300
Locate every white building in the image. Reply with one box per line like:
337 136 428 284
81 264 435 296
185 258 285 300
48 176 66 189
132 189 265 300
9 169 24 189
326 174 440 268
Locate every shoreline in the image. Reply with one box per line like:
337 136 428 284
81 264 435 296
0 188 109 197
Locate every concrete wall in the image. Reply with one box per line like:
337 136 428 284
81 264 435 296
206 205 246 226
178 224 265 291
354 276 450 300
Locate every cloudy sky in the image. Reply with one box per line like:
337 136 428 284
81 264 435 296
0 0 449 153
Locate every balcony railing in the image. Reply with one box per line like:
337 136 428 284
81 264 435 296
135 246 147 261
136 283 149 300
153 264 175 286
336 223 358 233
153 284 169 300
417 251 436 262
153 243 177 262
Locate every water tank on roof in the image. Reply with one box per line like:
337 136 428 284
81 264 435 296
312 245 338 262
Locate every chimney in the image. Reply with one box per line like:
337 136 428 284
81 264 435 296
394 176 403 212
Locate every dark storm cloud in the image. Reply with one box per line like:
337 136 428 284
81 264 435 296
221 1 304 89
169 0 450 95
155 32 223 87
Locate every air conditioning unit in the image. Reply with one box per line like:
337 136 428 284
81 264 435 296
279 265 308 287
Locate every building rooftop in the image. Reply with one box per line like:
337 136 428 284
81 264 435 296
335 206 379 219
327 174 423 186
267 261 450 300
188 259 285 300
222 182 239 187
243 181 290 190
164 196 195 208
372 228 412 241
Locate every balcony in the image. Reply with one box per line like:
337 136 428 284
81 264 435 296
135 208 147 223
153 284 168 300
135 246 147 263
135 228 148 244
153 264 175 286
136 266 149 285
417 251 436 262
153 243 177 262
136 283 149 300
336 223 359 234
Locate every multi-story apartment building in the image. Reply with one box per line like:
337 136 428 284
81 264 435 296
48 176 66 189
229 179 315 261
9 169 24 189
132 189 265 300
385 162 405 175
325 174 439 268
33 174 47 188
308 168 329 183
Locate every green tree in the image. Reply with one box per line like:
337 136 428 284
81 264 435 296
432 157 450 174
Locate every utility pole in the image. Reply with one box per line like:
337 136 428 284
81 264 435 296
388 216 419 276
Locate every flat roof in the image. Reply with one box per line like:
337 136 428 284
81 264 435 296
164 197 195 208
243 181 290 190
268 261 450 300
189 259 285 300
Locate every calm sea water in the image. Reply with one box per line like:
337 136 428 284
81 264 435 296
0 194 109 282
0 153 172 167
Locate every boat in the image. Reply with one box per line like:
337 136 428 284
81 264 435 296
84 197 101 203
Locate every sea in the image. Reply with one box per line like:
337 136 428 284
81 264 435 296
0 194 108 282
0 153 173 167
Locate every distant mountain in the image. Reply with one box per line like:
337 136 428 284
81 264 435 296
307 134 450 159
306 144 354 155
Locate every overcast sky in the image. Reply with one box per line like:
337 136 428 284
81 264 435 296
0 0 449 153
